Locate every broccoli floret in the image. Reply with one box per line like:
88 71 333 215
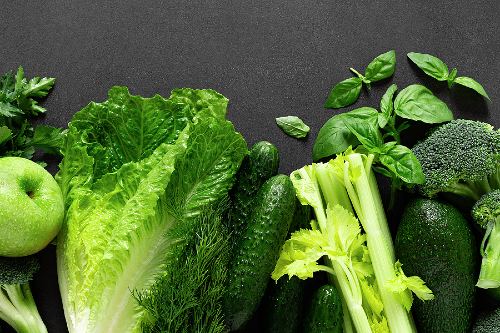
472 190 500 289
413 119 500 201
0 256 47 333
473 189 500 228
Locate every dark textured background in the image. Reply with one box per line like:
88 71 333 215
1 1 499 332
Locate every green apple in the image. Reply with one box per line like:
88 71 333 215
0 157 64 257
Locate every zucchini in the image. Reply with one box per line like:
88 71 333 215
262 204 311 333
304 284 343 333
229 141 279 242
395 198 477 333
224 175 296 331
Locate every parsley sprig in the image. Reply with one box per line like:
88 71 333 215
0 66 64 161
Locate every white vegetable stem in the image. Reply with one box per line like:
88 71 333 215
303 165 372 333
345 153 416 333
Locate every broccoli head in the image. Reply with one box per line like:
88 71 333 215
0 256 39 285
0 256 47 333
472 189 500 229
412 119 500 200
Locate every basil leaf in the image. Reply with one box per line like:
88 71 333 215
379 84 398 128
276 116 310 139
312 107 378 161
324 77 362 109
394 84 453 124
447 68 458 88
453 76 490 100
342 109 384 151
379 143 425 184
364 50 396 82
0 126 12 145
407 52 449 81
312 113 359 161
343 107 379 125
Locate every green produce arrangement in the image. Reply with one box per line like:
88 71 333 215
0 49 497 333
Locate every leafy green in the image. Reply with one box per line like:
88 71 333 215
407 52 490 99
407 52 449 81
325 51 396 109
379 84 398 128
56 86 247 333
312 113 360 160
379 143 425 184
364 50 397 82
394 84 453 124
0 66 63 159
386 261 434 311
454 76 490 99
324 77 363 109
342 109 384 150
0 126 12 145
276 116 310 139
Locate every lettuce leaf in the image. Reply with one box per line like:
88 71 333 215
56 87 246 333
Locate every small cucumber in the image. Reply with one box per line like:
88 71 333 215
304 284 343 333
229 141 279 242
262 204 311 333
224 175 296 331
396 198 477 333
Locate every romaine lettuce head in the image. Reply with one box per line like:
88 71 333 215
56 87 246 333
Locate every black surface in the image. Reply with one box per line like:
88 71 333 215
1 1 499 332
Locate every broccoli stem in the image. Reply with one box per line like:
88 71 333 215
0 284 47 333
477 219 500 289
345 153 416 333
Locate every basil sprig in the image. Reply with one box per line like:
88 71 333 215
314 82 454 185
276 116 310 139
324 50 396 109
407 52 490 100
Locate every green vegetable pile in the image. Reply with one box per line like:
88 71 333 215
0 48 498 333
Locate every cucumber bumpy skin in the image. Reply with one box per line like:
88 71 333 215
396 198 477 333
224 175 296 331
229 141 279 242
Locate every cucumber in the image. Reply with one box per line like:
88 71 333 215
262 277 305 333
304 284 343 333
229 141 279 242
262 204 311 333
224 175 296 331
395 198 477 333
